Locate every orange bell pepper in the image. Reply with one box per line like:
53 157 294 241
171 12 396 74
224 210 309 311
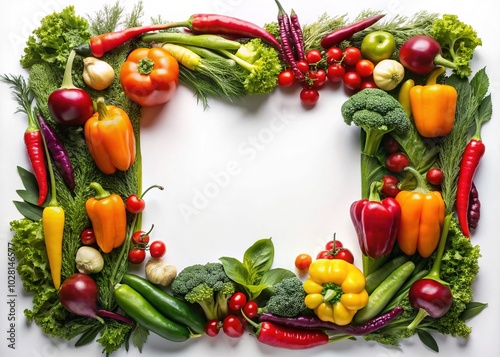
119 47 179 107
409 66 457 138
395 167 445 258
85 182 127 253
84 97 136 175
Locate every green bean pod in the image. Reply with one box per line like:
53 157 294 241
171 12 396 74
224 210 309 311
141 32 242 51
353 260 415 324
365 255 409 294
114 283 191 342
121 273 206 334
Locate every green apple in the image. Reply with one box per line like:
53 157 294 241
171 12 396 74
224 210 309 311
360 31 396 63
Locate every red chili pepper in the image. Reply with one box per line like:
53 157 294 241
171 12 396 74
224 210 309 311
350 181 401 259
1 74 48 205
320 14 385 49
456 95 491 237
257 321 329 349
74 24 171 57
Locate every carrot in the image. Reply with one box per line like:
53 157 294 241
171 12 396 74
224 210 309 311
320 14 385 49
456 94 491 237
1 74 48 205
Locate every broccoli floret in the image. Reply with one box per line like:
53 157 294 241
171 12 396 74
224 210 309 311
341 88 410 156
258 277 309 318
431 14 482 78
171 262 236 321
220 38 283 95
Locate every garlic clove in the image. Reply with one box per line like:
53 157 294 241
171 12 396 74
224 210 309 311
82 57 115 91
75 246 104 274
145 258 177 286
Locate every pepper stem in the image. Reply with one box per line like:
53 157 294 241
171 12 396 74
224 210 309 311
95 97 110 121
60 50 77 89
425 213 452 284
407 308 429 330
403 166 429 194
137 58 155 75
89 182 111 200
368 181 382 202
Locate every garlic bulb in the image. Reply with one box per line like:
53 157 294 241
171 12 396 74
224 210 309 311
82 57 115 90
145 258 177 286
75 246 104 274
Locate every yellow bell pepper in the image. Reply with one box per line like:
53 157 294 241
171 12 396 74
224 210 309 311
409 66 457 138
303 259 368 326
85 182 127 253
395 167 445 258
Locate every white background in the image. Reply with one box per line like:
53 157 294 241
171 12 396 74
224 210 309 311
1 0 499 356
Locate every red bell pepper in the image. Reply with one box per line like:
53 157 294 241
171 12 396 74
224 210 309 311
350 182 401 259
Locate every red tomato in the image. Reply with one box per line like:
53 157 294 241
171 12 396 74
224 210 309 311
131 230 150 245
333 248 355 264
383 135 400 154
426 168 444 185
205 320 220 337
125 194 145 214
309 69 327 89
149 240 166 259
355 59 375 77
386 152 410 173
222 315 244 338
300 88 320 106
316 250 334 259
343 47 362 66
295 253 312 270
325 239 343 251
80 228 96 245
128 248 146 264
277 69 295 87
360 80 378 89
381 175 401 198
306 49 323 64
242 301 259 319
296 60 310 73
326 47 343 64
228 292 248 312
327 63 345 83
343 71 362 91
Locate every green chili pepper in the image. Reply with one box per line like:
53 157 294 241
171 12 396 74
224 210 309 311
141 32 242 51
121 273 206 334
114 284 191 342
353 260 415 324
364 255 409 294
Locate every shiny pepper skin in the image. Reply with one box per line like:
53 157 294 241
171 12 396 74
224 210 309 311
85 182 127 253
395 167 445 258
304 259 368 326
84 97 136 175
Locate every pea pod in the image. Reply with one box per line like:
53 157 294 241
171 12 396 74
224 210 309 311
353 260 415 324
121 273 206 334
114 284 191 342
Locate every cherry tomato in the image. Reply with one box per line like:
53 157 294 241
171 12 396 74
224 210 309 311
309 69 327 89
306 49 323 64
386 152 410 173
381 175 401 198
132 230 150 245
343 71 362 91
383 135 400 154
205 319 221 337
294 253 312 270
316 250 334 259
149 240 166 259
126 194 145 214
326 47 343 64
343 47 362 66
128 247 146 264
228 292 248 312
242 301 259 319
326 63 345 83
426 168 444 185
355 59 375 77
360 80 378 89
222 315 244 338
277 69 295 87
332 248 355 264
300 88 319 106
325 239 343 251
296 60 310 73
80 228 96 245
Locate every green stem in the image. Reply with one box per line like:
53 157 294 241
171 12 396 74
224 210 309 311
60 50 77 89
407 308 429 330
425 213 452 283
219 49 254 72
403 166 429 194
89 182 110 200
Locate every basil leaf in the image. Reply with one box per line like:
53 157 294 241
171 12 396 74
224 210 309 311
470 67 489 103
417 329 439 352
243 238 274 284
13 200 43 221
260 268 296 287
130 325 149 353
16 189 40 206
219 256 251 285
460 301 488 321
75 324 102 347
17 166 39 195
